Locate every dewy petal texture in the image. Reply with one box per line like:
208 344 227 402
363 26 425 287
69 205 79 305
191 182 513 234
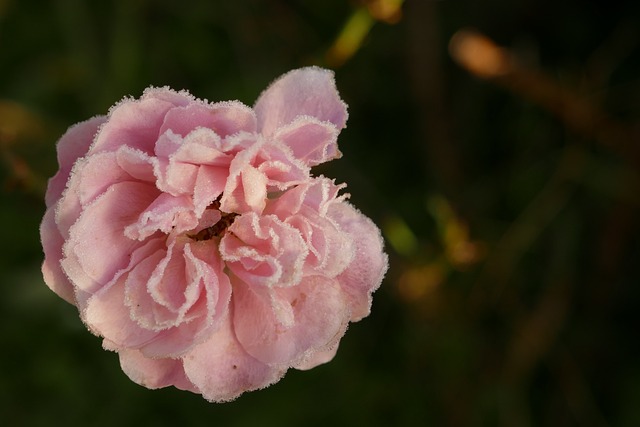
40 67 387 402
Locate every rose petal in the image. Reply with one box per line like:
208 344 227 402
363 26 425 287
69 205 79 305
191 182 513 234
329 202 388 321
220 213 307 288
62 181 159 293
159 101 257 138
272 116 341 167
233 275 349 366
124 193 197 240
41 208 75 303
45 116 106 207
119 348 196 392
182 315 284 402
255 67 348 136
89 87 191 155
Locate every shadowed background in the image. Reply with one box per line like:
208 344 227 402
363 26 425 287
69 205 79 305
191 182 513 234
1 0 639 426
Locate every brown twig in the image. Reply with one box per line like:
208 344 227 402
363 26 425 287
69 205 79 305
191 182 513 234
449 29 640 166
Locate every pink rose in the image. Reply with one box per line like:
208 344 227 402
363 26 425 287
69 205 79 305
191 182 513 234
40 67 388 402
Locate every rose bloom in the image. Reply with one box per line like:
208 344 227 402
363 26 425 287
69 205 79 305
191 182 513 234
40 67 388 402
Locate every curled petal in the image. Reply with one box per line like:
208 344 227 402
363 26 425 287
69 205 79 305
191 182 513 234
233 275 349 366
55 151 135 238
329 202 388 321
41 208 75 303
272 116 341 167
89 87 192 155
220 213 307 288
182 315 284 402
124 193 197 240
61 181 159 294
159 101 257 138
45 116 106 207
255 67 348 136
119 348 197 392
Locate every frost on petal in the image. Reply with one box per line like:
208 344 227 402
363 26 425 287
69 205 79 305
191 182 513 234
82 240 163 350
121 240 231 358
293 345 339 370
61 181 159 294
182 315 284 402
220 213 307 288
41 208 75 303
45 116 106 207
220 137 308 214
232 275 349 366
329 202 388 321
124 193 197 240
159 101 257 138
272 116 341 167
119 348 197 392
89 88 191 155
255 67 348 136
55 151 134 238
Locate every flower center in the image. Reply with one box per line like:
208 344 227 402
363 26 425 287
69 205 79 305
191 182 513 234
187 196 238 241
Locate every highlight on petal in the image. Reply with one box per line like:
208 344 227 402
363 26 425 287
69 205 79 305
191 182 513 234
255 67 348 136
329 201 388 321
119 348 197 392
232 275 349 367
45 116 106 207
272 116 341 167
39 67 386 403
182 315 285 402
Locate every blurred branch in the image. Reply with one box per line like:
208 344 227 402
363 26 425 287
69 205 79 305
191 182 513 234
476 145 587 303
407 0 463 198
449 29 640 166
553 349 611 427
326 0 404 67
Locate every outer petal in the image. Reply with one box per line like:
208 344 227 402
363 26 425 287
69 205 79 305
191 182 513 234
159 101 257 138
118 348 197 392
182 315 284 402
61 181 159 294
254 67 348 136
329 202 388 321
271 116 341 167
89 87 191 155
41 208 74 303
45 116 106 207
232 275 350 367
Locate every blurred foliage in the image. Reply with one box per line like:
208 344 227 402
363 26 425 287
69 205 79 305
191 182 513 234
1 0 640 426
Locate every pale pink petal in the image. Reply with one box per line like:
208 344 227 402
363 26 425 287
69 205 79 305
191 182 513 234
45 116 106 207
220 141 267 214
293 345 339 370
233 275 349 366
83 271 158 349
89 88 191 155
193 165 227 216
285 212 354 278
329 202 388 321
256 140 309 190
220 213 307 288
119 348 196 392
40 208 75 303
62 181 159 293
124 193 197 240
55 151 133 238
271 116 341 167
116 146 158 183
182 315 284 402
255 67 348 136
159 101 257 138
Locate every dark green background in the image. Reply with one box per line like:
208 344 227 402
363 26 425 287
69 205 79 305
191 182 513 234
1 0 639 426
